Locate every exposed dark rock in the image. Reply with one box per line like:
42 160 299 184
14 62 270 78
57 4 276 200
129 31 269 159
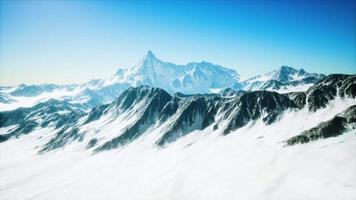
0 99 84 143
286 105 356 146
1 74 355 152
306 74 356 111
286 92 306 109
87 138 98 148
219 88 246 97
41 127 81 152
94 86 172 151
0 134 9 142
223 91 297 135
157 97 209 146
339 75 356 98
84 104 110 124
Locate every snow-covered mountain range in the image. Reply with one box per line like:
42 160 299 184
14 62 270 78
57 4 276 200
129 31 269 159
1 74 354 148
0 73 355 199
240 65 326 92
0 51 355 199
0 51 325 112
111 50 240 94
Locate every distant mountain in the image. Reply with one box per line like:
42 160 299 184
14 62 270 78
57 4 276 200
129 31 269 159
0 99 84 143
0 51 240 111
240 66 326 92
0 52 327 112
107 50 240 94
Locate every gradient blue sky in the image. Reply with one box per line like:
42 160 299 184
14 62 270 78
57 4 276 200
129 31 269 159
0 0 355 86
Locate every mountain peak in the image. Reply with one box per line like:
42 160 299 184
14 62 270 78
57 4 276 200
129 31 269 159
279 65 297 73
130 50 160 72
298 68 306 75
144 50 157 60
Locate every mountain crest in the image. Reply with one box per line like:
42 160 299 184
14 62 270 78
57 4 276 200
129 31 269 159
146 50 155 59
279 65 297 73
142 50 159 63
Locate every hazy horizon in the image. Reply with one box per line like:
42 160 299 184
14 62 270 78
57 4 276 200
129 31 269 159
0 0 355 86
0 49 351 87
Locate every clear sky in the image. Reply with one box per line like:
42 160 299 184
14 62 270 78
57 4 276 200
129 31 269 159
0 0 355 86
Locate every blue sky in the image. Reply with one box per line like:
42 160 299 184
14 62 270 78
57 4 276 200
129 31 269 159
0 0 355 86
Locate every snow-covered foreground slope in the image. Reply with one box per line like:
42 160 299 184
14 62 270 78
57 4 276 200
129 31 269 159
0 97 355 200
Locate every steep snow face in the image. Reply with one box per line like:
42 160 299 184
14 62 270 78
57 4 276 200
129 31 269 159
105 51 240 94
241 66 326 92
